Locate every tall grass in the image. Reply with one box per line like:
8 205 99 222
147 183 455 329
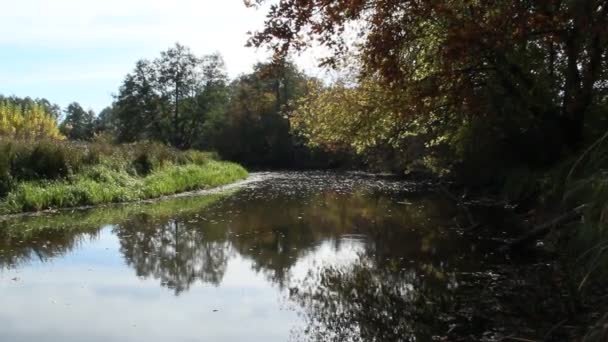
0 139 247 214
495 130 608 338
142 161 247 198
534 131 608 339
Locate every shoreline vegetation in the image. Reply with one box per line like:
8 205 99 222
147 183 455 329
0 191 231 240
0 139 248 214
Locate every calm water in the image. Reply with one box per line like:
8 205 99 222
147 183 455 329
0 172 551 341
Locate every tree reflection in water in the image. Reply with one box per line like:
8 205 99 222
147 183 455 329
115 215 232 295
288 253 458 342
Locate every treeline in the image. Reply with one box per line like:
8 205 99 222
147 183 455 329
0 45 349 169
0 96 101 142
248 0 608 183
86 43 349 168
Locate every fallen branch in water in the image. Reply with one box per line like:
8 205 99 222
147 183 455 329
500 204 588 252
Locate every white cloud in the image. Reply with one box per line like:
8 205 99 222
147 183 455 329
0 0 273 74
0 0 328 109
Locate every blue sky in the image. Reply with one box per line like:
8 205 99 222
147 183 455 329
0 0 322 113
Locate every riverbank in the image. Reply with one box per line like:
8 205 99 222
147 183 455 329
437 161 608 341
0 140 248 214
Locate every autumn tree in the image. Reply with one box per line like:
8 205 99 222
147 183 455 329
0 99 63 140
248 0 608 174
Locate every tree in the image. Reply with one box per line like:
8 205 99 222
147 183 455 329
217 60 309 166
0 98 63 140
114 60 163 142
155 43 201 148
94 105 118 136
113 44 229 149
0 96 61 119
248 0 608 171
60 102 95 140
180 53 229 149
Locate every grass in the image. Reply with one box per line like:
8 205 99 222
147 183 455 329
0 161 247 214
142 161 247 198
0 139 248 214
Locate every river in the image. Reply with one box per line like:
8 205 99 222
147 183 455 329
0 172 559 341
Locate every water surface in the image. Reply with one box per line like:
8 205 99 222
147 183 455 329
0 172 549 341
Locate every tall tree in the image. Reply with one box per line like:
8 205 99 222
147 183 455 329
60 102 95 141
217 60 309 166
155 43 201 148
114 60 163 142
181 53 229 149
248 0 608 167
114 44 229 149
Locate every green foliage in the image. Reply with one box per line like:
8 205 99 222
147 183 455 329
107 47 340 169
25 143 72 179
0 160 246 214
252 0 608 178
141 161 247 198
217 61 311 167
0 139 246 213
113 44 229 149
290 76 441 173
60 102 95 141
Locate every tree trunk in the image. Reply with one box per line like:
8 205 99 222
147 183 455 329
174 79 181 148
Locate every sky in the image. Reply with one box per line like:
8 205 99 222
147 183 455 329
0 0 323 113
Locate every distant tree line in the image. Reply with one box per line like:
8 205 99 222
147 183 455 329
92 43 348 168
0 44 351 169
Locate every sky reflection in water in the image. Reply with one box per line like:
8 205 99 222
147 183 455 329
0 172 482 342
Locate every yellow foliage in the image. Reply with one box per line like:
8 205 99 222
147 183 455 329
0 101 64 140
290 78 407 153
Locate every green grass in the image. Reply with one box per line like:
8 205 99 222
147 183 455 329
142 161 247 198
0 160 247 214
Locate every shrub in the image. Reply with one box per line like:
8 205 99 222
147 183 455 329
0 139 248 213
27 144 71 179
132 153 155 176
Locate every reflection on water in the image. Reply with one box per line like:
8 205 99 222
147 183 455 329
0 172 553 341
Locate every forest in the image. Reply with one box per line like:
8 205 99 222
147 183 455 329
0 0 607 340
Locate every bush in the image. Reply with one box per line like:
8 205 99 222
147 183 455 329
0 140 248 214
132 153 155 176
27 144 71 179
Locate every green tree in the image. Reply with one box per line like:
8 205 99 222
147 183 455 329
59 102 94 141
113 44 229 149
180 53 229 149
114 60 163 142
155 43 201 148
217 60 309 166
94 105 118 136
